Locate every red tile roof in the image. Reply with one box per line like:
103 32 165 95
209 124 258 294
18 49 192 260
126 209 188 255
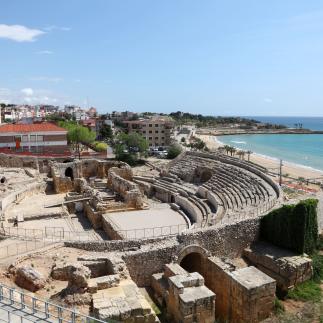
0 123 67 133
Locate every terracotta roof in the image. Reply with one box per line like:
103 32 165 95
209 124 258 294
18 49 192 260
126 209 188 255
0 123 67 133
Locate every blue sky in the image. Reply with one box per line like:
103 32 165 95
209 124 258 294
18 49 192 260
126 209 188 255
1 1 323 116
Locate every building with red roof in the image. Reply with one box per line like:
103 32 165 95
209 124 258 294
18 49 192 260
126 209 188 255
0 122 69 155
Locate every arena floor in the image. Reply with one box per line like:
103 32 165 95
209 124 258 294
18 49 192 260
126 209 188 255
103 203 189 239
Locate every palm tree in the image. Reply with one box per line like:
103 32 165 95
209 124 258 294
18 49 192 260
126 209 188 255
223 145 230 155
229 146 236 156
236 150 245 160
246 150 252 161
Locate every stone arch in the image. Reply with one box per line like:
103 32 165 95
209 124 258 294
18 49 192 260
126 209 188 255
178 245 210 277
177 244 209 265
0 177 6 184
65 167 74 180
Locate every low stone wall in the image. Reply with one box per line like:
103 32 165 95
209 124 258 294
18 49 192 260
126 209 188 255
0 153 69 174
244 242 313 294
1 181 46 215
107 166 144 208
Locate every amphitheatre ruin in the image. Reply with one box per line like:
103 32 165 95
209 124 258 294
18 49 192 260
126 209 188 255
0 150 318 322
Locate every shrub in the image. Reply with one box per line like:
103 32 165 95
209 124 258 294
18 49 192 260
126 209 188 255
94 142 108 152
167 144 182 159
260 199 318 254
312 253 323 283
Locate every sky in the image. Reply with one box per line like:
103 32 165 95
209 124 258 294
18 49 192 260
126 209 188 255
1 1 323 116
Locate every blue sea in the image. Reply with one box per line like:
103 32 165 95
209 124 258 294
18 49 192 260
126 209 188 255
217 117 323 171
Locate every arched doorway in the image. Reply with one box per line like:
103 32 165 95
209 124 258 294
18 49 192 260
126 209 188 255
180 252 203 273
200 169 212 183
177 245 209 276
65 167 74 180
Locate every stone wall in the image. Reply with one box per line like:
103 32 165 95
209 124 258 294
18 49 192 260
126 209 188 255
107 166 144 208
65 217 261 286
0 153 70 174
244 242 313 295
202 257 276 322
152 264 215 323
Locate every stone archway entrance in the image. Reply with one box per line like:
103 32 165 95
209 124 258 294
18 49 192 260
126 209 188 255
65 167 74 180
180 252 204 273
177 245 209 276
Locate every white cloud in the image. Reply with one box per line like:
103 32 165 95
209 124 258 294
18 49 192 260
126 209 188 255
36 50 53 55
43 25 71 32
0 24 45 42
264 98 273 103
21 88 34 96
30 76 63 83
0 87 70 105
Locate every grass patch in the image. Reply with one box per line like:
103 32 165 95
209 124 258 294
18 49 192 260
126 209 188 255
287 280 321 302
274 297 285 314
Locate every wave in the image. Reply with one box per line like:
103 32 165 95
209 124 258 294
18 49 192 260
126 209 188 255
230 140 247 144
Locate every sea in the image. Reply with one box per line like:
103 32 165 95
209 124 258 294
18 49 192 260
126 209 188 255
217 116 323 172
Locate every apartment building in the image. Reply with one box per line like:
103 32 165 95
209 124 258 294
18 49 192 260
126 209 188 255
0 122 68 155
125 116 174 147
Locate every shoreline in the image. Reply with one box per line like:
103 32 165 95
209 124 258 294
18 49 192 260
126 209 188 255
196 128 323 136
196 134 323 182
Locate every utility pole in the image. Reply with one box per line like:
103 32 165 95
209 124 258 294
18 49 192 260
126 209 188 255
279 159 283 186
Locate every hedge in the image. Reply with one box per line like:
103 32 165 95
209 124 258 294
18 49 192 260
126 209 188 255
260 199 318 254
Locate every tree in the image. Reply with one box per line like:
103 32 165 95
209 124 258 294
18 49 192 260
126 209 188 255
236 150 245 160
246 150 253 161
99 124 113 142
223 145 231 155
68 125 96 159
228 146 236 156
58 121 96 159
114 132 148 165
167 143 182 159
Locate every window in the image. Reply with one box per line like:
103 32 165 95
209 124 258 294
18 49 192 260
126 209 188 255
21 135 28 142
155 137 158 140
149 124 152 127
155 130 158 134
37 135 43 142
149 137 152 140
142 131 146 134
149 130 152 134
161 130 165 133
155 124 159 127
161 137 165 140
30 135 36 142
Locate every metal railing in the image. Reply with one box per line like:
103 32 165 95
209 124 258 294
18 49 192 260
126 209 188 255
0 226 100 242
0 307 35 322
0 283 117 323
117 223 189 239
0 240 54 260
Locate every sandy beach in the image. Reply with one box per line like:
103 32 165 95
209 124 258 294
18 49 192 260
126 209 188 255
196 134 323 183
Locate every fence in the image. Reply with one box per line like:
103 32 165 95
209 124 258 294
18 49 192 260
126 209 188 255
0 226 100 242
0 283 117 323
0 240 54 260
